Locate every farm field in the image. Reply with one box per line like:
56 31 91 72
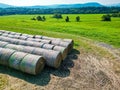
0 14 120 48
0 14 120 90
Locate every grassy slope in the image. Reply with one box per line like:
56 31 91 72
0 14 120 48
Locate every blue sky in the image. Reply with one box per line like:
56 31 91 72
0 0 120 6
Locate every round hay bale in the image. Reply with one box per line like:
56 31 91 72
40 39 51 44
0 37 11 42
51 38 74 52
5 43 62 68
32 42 45 48
25 41 34 46
13 35 20 39
9 52 28 70
0 48 16 66
7 34 15 38
18 36 28 40
10 32 16 35
0 32 2 35
42 36 55 40
0 36 5 41
7 34 20 39
51 40 61 46
20 54 45 75
51 40 70 52
2 33 8 37
27 38 51 44
0 41 9 48
8 39 20 44
33 48 62 68
15 33 22 36
51 40 70 47
5 44 35 54
21 34 28 36
18 40 27 45
0 30 5 33
22 34 34 38
35 35 43 39
53 46 68 60
63 39 74 52
27 38 41 42
42 44 54 50
27 35 34 38
4 31 10 34
5 44 25 51
22 46 35 54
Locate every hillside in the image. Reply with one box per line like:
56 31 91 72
0 2 105 8
28 2 103 8
0 3 12 8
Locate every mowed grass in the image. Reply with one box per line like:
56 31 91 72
0 14 120 48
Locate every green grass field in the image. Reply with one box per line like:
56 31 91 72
0 14 120 48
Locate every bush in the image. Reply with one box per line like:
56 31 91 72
31 17 36 20
36 16 42 21
65 16 69 22
42 16 46 21
52 13 63 19
76 16 80 22
102 14 111 21
111 12 120 17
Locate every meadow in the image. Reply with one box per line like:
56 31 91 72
0 14 120 48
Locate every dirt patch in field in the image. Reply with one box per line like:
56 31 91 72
0 44 120 90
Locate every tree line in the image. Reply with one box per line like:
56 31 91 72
0 7 120 15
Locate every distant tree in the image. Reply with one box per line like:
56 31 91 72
31 17 36 20
53 13 63 19
65 16 69 22
111 12 120 17
42 16 46 21
76 16 80 22
102 14 111 21
36 16 42 21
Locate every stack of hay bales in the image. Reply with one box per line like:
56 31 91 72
0 30 74 75
0 48 45 75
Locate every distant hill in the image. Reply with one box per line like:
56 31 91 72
108 3 120 7
0 2 120 8
0 3 13 8
0 2 103 8
25 2 104 8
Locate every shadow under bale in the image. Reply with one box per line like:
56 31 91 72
0 49 80 86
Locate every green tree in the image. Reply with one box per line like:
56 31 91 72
102 14 111 21
76 16 80 22
42 16 46 21
65 16 69 22
53 13 63 19
36 16 42 21
31 17 36 20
